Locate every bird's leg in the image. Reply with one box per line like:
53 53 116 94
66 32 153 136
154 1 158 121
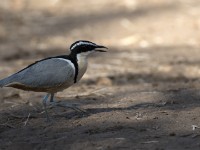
50 93 55 102
42 93 51 122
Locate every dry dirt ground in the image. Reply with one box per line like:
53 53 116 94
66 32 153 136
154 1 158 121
1 0 200 150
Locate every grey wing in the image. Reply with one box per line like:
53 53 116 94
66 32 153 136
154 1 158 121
6 58 75 88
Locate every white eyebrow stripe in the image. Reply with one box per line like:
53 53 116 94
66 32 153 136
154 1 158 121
71 41 96 50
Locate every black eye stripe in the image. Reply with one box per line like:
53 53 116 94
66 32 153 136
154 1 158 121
77 46 95 53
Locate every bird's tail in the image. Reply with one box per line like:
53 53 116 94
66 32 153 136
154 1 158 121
0 78 8 87
0 75 16 87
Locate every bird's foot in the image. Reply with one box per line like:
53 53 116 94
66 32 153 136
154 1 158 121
50 101 87 114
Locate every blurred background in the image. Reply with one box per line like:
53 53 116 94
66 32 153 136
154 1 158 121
1 0 200 78
1 0 200 149
1 0 200 81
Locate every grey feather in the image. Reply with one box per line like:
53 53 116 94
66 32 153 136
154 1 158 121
0 79 6 87
0 74 16 87
0 58 75 91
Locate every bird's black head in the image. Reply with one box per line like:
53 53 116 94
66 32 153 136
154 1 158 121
70 40 107 56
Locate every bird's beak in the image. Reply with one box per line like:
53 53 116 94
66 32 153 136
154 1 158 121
95 45 108 52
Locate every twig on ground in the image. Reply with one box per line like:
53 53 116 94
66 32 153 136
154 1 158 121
24 113 31 126
0 123 15 128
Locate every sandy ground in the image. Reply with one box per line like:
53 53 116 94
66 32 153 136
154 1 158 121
1 0 200 149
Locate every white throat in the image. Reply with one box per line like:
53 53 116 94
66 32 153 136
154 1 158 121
76 53 89 81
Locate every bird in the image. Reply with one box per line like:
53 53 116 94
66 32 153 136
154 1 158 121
0 40 107 121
